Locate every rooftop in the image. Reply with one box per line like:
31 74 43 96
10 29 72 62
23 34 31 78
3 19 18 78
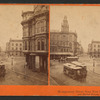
92 41 100 43
9 39 23 42
63 63 82 69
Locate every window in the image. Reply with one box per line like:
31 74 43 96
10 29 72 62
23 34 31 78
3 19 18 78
70 36 72 41
63 42 65 46
94 49 96 52
69 42 72 47
20 44 22 46
16 43 18 46
41 27 44 32
29 25 32 36
29 41 30 50
38 41 40 50
12 47 14 50
37 28 39 33
57 35 59 40
12 43 14 46
23 25 28 37
65 42 68 46
20 48 22 50
36 20 46 33
16 47 17 50
41 41 45 50
25 41 27 50
98 45 100 48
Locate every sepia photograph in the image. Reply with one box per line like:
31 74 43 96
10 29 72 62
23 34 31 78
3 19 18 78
0 5 49 85
50 5 100 86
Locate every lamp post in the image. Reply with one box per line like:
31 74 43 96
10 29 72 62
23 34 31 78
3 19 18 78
11 56 13 66
93 58 95 73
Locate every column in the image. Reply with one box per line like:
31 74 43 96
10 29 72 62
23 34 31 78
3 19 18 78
44 56 47 73
32 56 35 71
40 56 42 72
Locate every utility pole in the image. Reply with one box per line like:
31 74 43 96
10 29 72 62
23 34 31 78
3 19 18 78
93 58 95 73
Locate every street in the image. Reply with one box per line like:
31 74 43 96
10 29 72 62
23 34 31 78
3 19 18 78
0 54 48 85
50 54 100 86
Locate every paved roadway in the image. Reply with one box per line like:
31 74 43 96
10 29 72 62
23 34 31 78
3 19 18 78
0 55 48 85
50 54 100 86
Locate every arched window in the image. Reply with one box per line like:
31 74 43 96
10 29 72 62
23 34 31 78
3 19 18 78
36 20 46 33
41 20 46 32
38 41 40 50
41 40 45 50
36 21 40 33
69 42 72 47
37 21 40 27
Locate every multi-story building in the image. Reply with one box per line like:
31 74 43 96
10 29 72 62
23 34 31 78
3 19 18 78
76 42 83 55
50 16 78 59
88 41 100 58
6 39 23 56
21 5 49 73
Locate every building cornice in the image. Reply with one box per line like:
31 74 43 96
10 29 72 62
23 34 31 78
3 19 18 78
21 10 49 25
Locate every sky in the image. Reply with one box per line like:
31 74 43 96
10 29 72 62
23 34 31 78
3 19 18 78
50 6 100 52
0 5 33 50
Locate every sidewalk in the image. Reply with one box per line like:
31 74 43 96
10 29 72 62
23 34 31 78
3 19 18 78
5 56 48 85
50 77 59 85
79 56 100 75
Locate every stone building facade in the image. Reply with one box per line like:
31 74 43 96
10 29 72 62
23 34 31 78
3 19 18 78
88 41 100 58
50 16 78 60
21 5 49 73
6 39 23 56
76 42 83 55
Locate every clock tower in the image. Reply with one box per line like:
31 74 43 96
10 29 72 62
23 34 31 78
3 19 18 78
61 16 69 33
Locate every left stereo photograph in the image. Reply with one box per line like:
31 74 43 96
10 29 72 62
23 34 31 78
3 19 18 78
0 5 49 85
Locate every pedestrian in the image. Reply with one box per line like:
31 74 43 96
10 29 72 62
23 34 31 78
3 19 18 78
93 59 95 67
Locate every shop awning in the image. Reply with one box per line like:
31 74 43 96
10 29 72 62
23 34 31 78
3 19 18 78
50 52 73 55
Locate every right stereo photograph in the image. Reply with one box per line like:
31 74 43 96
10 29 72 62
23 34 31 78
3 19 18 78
50 5 100 86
